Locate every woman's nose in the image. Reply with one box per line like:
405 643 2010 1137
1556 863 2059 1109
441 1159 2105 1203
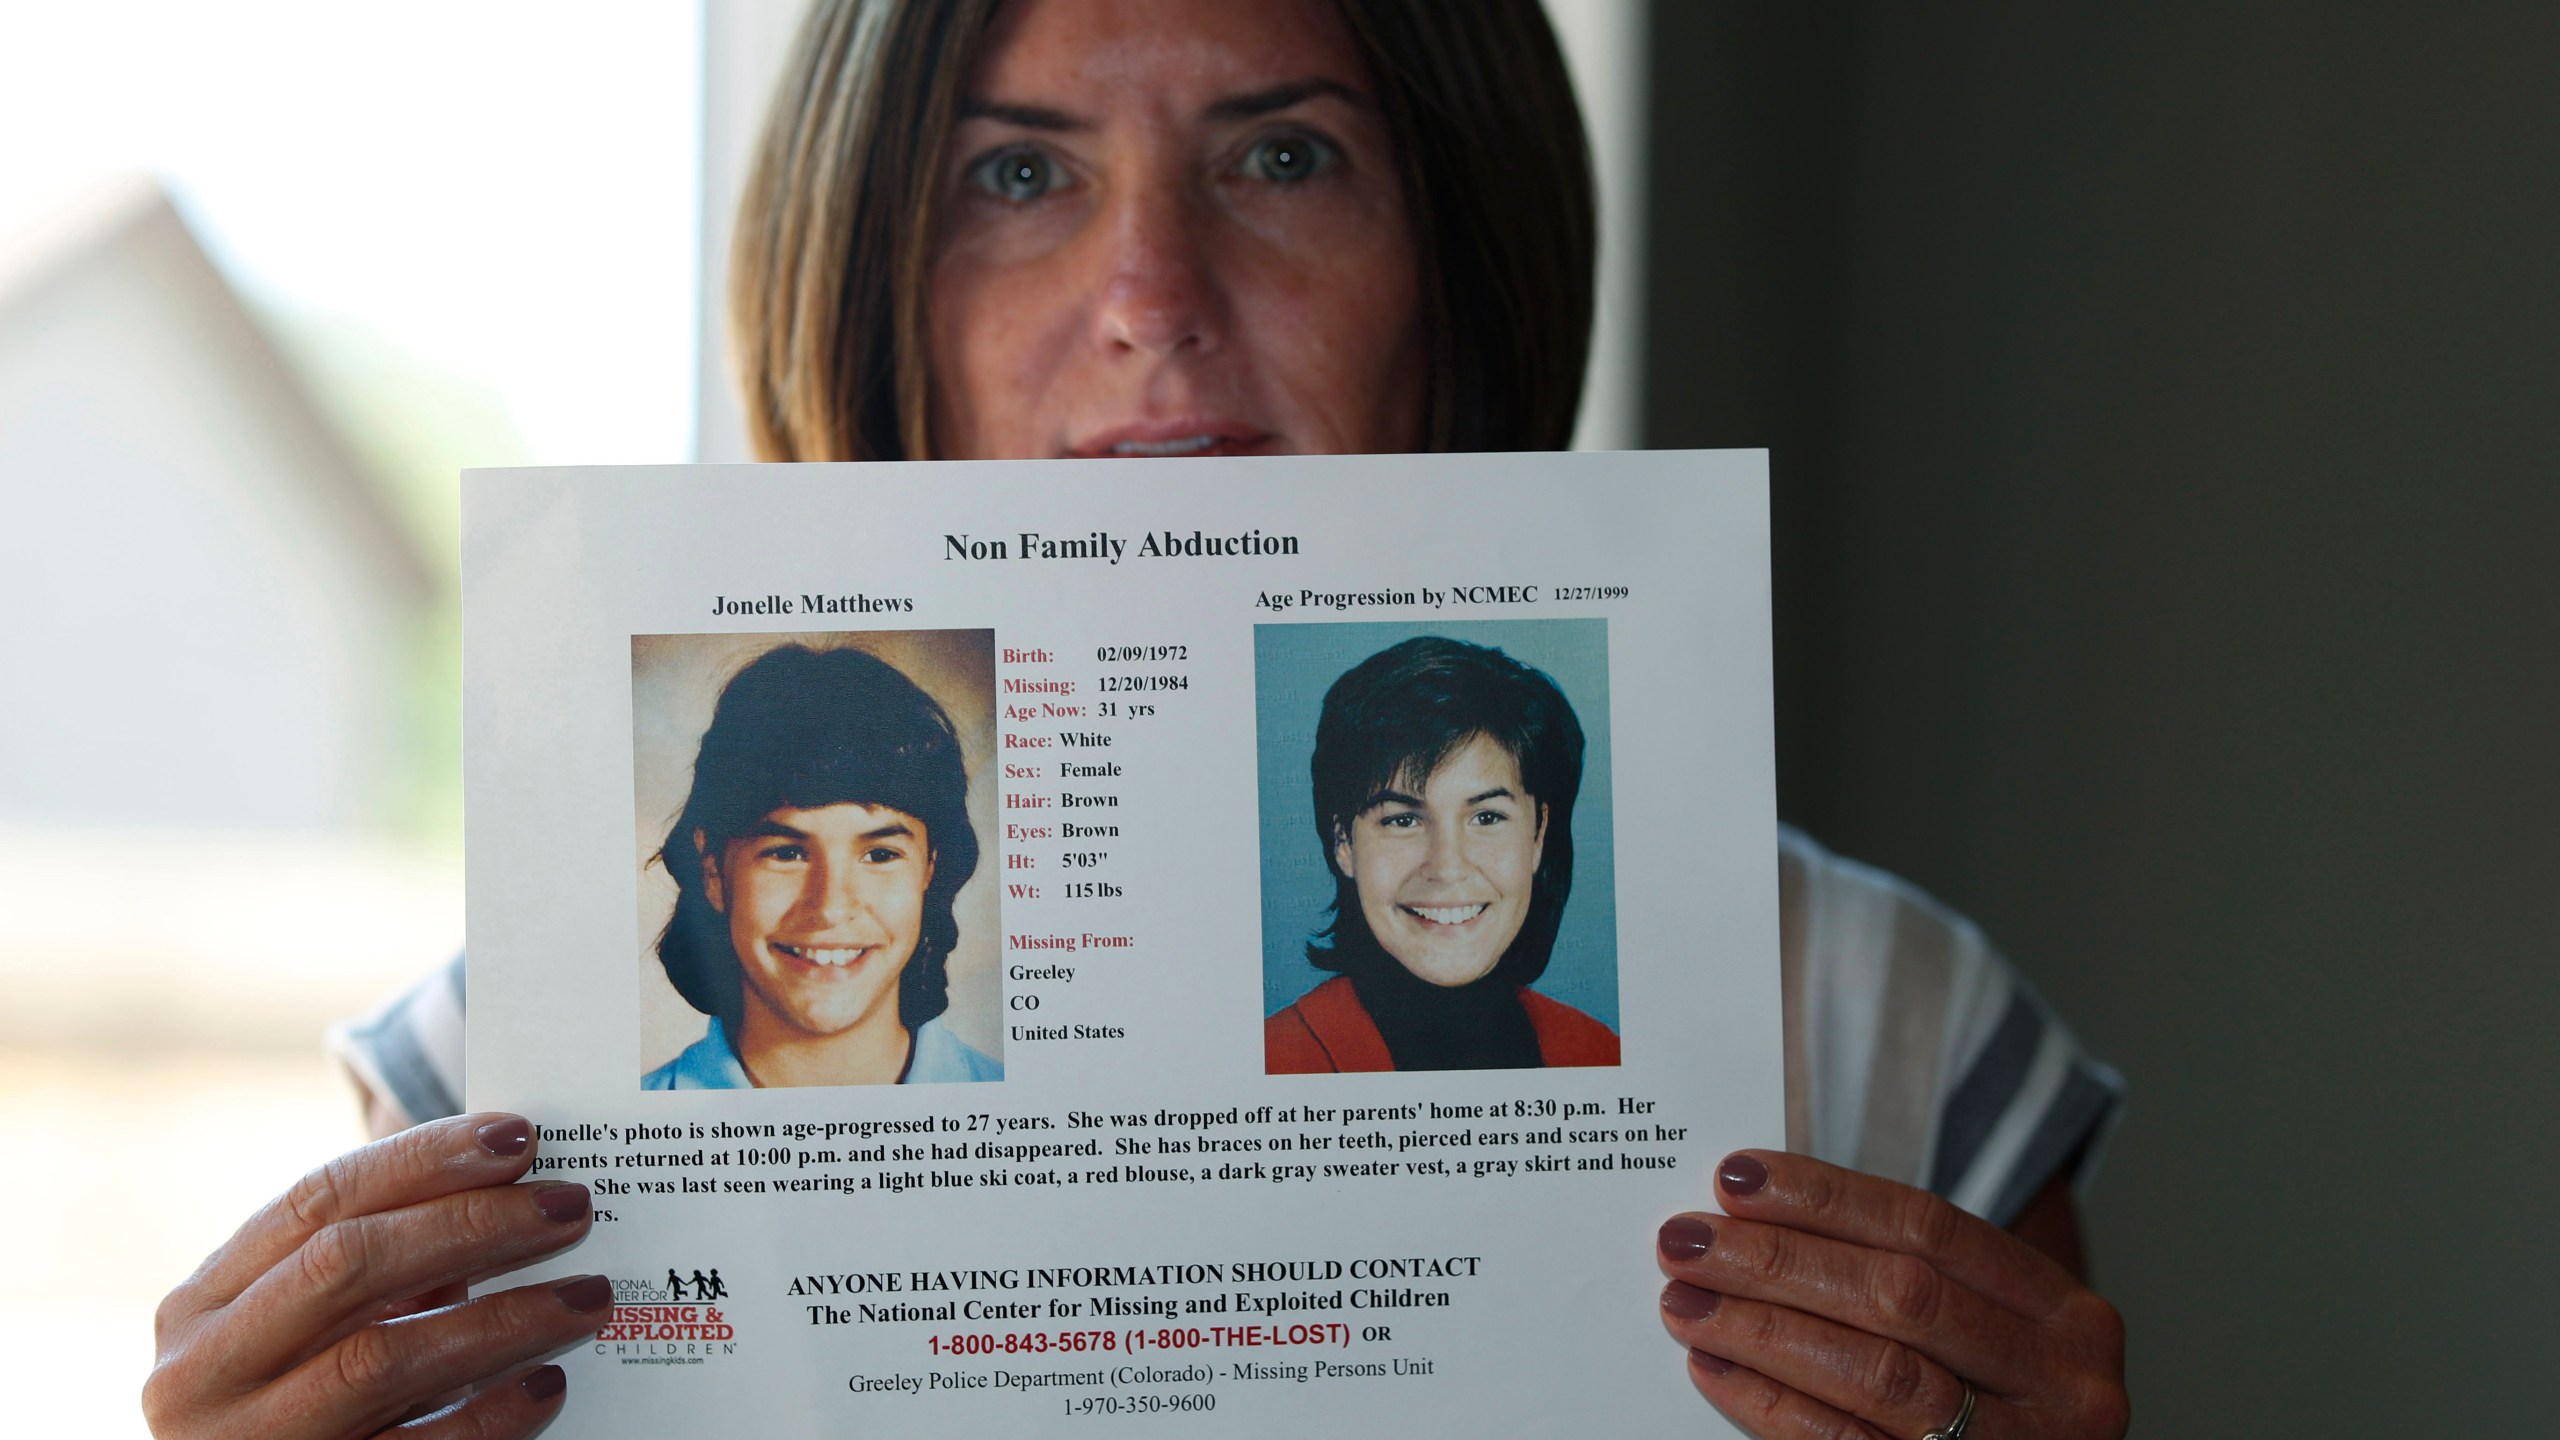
1417 818 1470 882
1086 183 1225 359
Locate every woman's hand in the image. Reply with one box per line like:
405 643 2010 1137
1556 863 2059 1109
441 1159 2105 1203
1656 1151 2128 1439
145 1113 613 1439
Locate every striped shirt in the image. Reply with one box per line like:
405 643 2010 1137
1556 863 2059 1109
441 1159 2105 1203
328 827 2119 1228
1777 826 2123 1226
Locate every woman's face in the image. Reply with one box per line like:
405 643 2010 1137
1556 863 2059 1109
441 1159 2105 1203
1333 733 1546 988
703 803 935 1039
929 0 1426 459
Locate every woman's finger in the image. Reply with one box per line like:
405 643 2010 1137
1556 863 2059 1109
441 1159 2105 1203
1679 1349 1895 1440
1657 1207 2049 1396
1713 1149 2077 1319
385 1364 569 1440
1660 1281 2017 1440
1679 1342 1904 1434
245 1274 613 1440
381 1365 570 1440
178 1114 542 1313
209 1180 594 1390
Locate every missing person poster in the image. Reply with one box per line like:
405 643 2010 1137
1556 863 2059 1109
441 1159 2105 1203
463 450 1781 1437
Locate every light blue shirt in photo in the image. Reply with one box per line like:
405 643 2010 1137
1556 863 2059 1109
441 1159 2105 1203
642 1015 1002 1087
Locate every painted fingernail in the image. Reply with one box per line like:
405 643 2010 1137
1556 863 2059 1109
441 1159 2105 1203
535 1183 590 1224
1661 1282 1723 1323
1658 1215 1716 1259
1691 1348 1735 1377
521 1364 567 1401
555 1274 614 1312
477 1116 532 1157
1719 1153 1770 1197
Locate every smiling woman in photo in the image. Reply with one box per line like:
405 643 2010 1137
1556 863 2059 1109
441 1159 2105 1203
1268 635 1617 1073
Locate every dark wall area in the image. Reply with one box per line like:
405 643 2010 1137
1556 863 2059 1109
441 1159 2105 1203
1644 4 2560 1429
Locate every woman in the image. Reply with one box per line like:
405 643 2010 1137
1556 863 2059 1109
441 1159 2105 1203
1266 635 1621 1072
148 4 2129 1438
645 643 999 1088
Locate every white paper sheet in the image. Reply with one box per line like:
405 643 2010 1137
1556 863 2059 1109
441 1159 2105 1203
463 449 1779 1436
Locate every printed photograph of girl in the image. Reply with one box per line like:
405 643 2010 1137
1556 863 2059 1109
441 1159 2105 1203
632 631 1002 1088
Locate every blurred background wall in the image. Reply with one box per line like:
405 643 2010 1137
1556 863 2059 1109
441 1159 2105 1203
2 2 2552 1435
1643 3 2560 1430
0 7 699 1435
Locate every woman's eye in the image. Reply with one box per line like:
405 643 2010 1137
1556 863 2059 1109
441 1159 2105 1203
1471 809 1509 826
864 846 903 864
968 146 1067 203
1237 131 1336 184
760 843 807 863
1378 812 1418 830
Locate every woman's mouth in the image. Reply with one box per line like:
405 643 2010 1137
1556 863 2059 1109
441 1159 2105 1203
1070 421 1275 459
1112 435 1223 456
1401 903 1490 927
773 942 873 968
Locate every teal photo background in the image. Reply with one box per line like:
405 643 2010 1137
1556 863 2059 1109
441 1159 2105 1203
1254 618 1619 1031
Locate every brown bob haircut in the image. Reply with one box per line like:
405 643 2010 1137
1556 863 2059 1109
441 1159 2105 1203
729 0 1595 462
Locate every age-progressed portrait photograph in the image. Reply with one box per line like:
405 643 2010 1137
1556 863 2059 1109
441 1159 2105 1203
631 630 1003 1089
1258 620 1620 1074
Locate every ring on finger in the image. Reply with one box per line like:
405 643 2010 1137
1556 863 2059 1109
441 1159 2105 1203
1919 1378 1975 1440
